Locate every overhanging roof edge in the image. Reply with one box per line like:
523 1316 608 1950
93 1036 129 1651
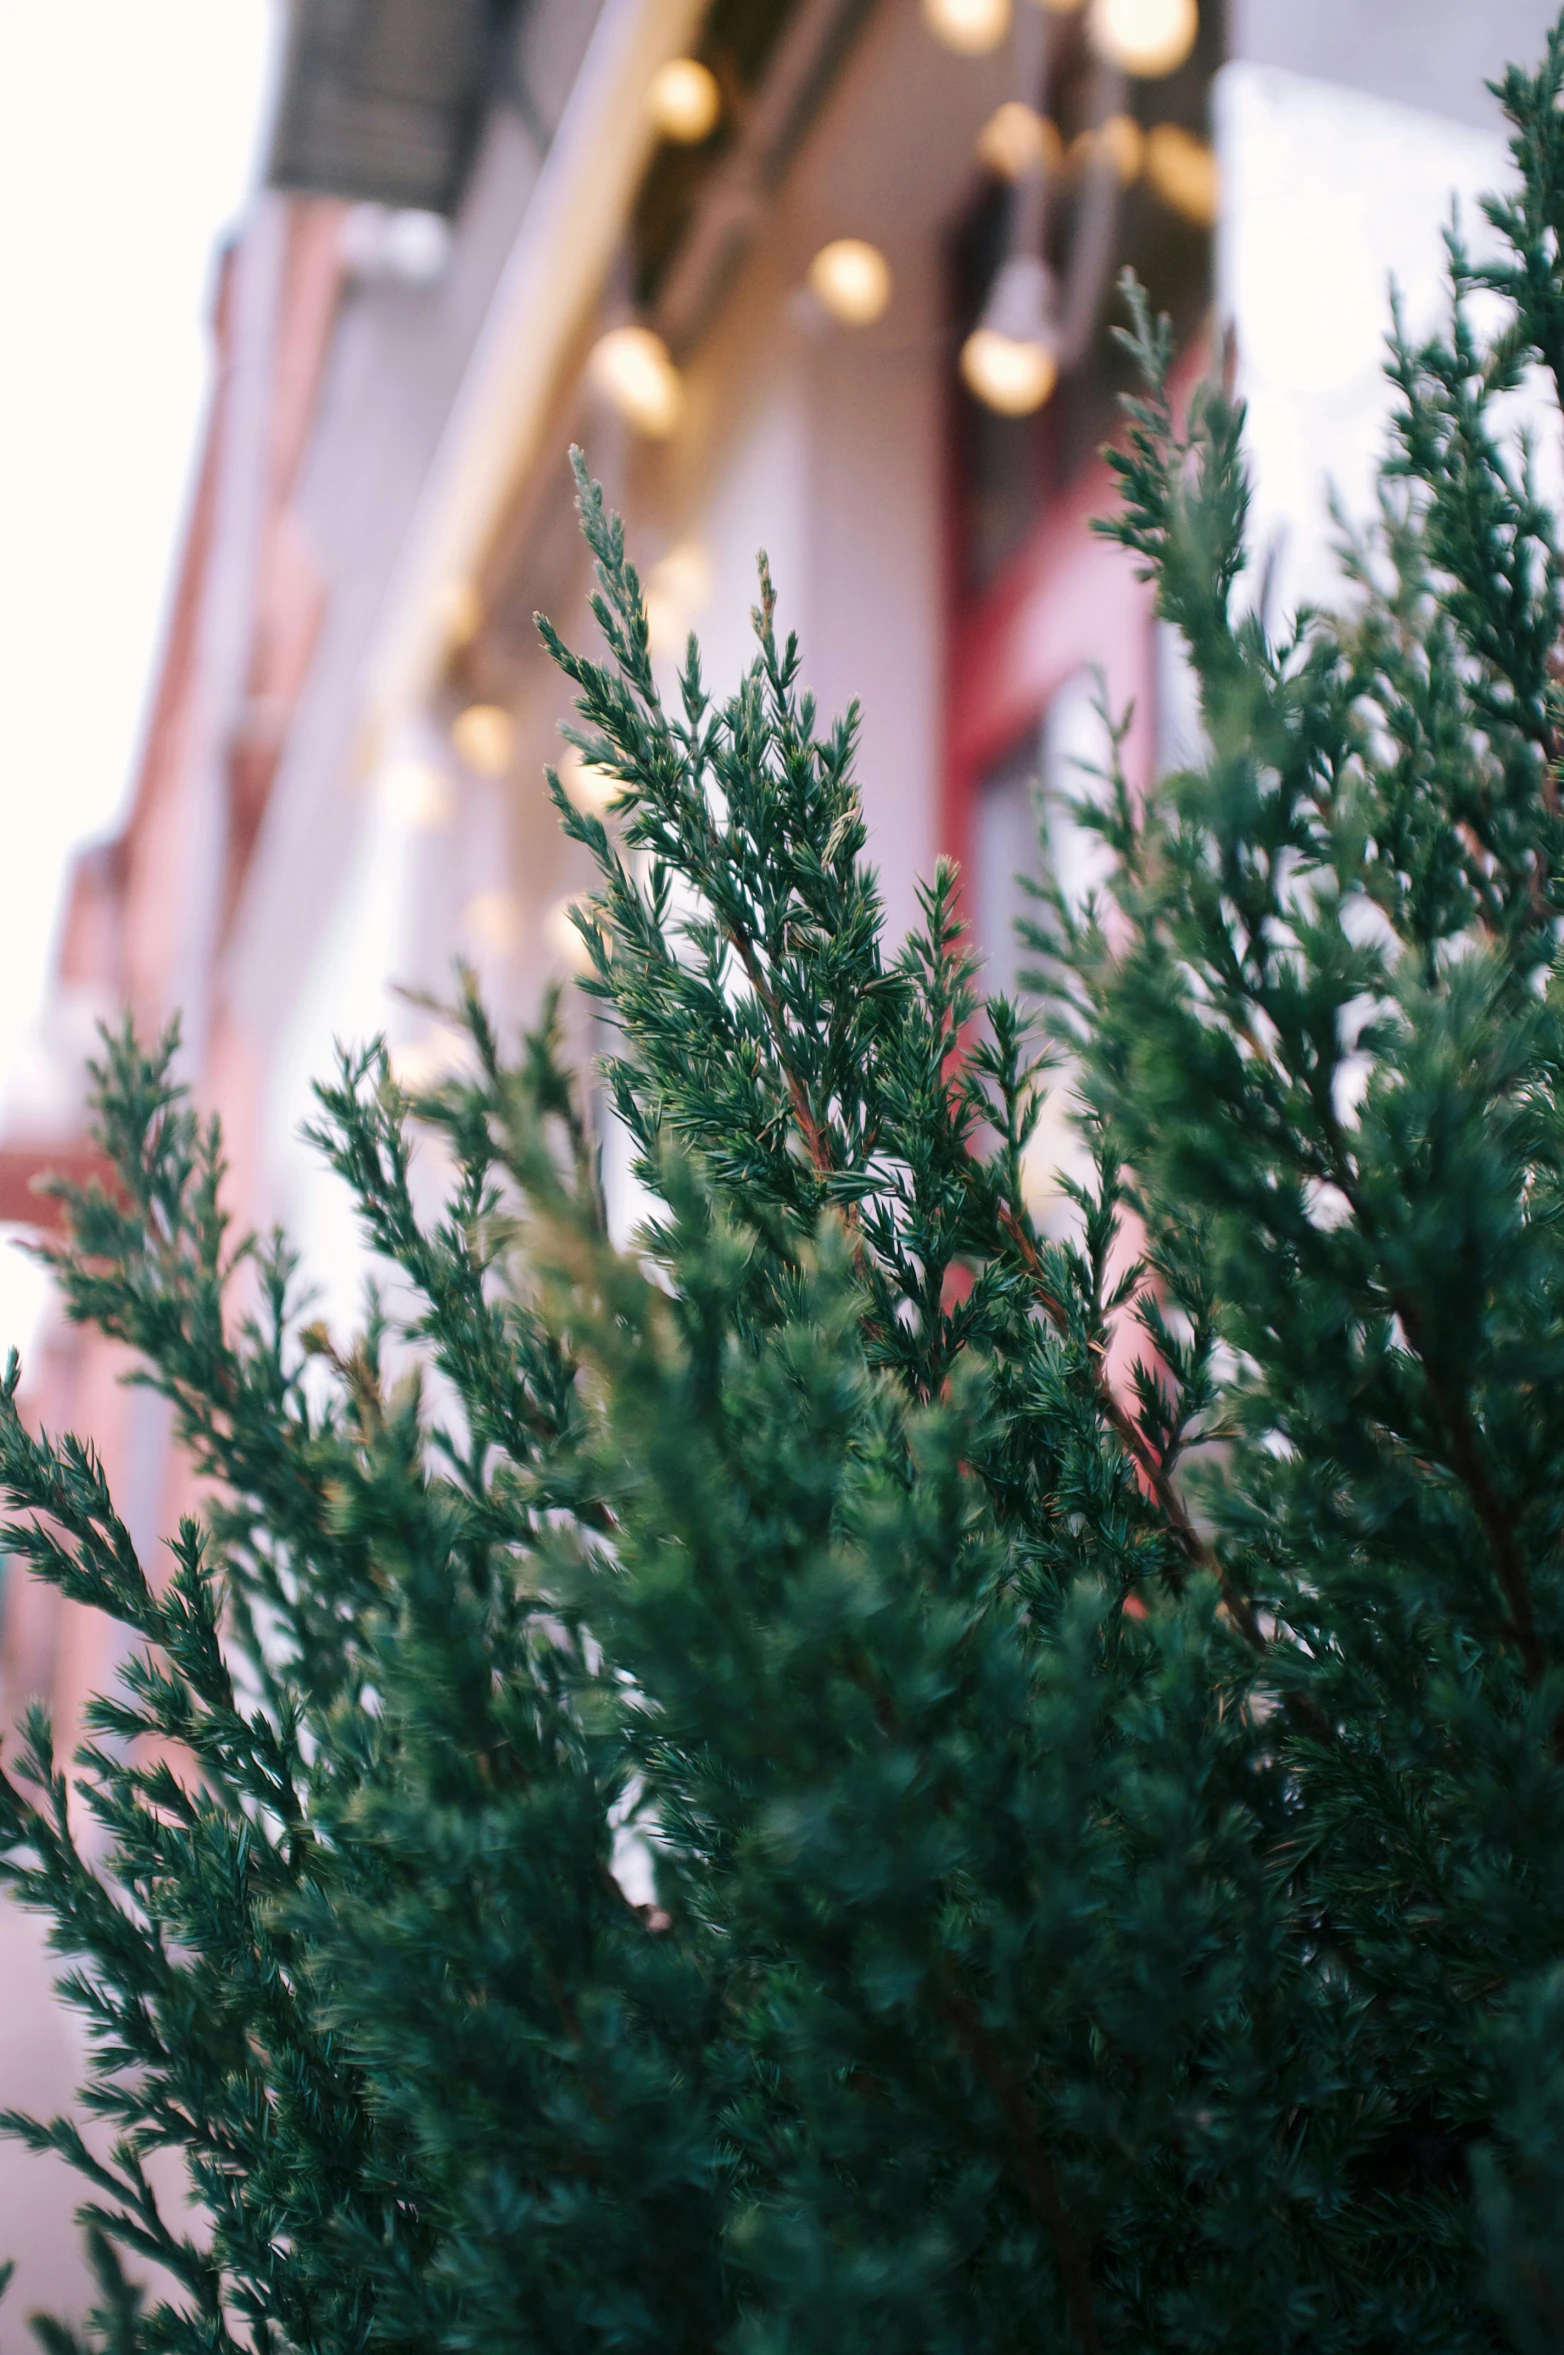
266 0 497 216
352 0 710 756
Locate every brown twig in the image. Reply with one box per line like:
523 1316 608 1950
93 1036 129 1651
935 1981 1101 2355
1391 1287 1544 1685
1318 1117 1546 1688
722 858 1290 1682
996 1204 1270 1654
724 916 837 1180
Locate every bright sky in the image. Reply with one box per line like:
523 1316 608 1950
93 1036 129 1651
0 0 275 1347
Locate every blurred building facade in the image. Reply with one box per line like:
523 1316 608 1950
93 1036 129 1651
0 0 1559 2321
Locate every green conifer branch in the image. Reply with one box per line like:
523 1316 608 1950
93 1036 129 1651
6 19 1564 2349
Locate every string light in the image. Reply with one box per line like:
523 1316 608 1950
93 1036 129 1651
391 1025 469 1090
378 756 455 831
922 0 1010 55
807 239 893 325
463 890 521 955
450 703 515 777
642 542 713 657
547 896 597 975
960 254 1059 416
1070 113 1144 181
976 103 1063 182
434 579 482 650
1144 122 1219 223
558 746 619 815
962 328 1058 414
646 57 720 143
587 325 685 438
1087 0 1198 77
648 543 712 616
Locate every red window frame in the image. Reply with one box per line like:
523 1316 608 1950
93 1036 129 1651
941 451 1155 884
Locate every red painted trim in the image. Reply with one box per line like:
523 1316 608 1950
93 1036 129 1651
942 455 1154 884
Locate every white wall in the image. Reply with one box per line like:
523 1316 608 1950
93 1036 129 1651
1230 0 1562 129
1216 62 1520 625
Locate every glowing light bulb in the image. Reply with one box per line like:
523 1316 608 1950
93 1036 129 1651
1087 0 1198 77
1144 122 1219 223
379 755 455 830
450 703 515 777
435 578 482 649
558 746 620 815
587 325 685 438
649 542 713 615
961 252 1060 416
391 1025 469 1090
547 896 597 975
922 0 1010 55
976 103 1063 182
463 890 521 955
646 57 720 143
1071 113 1144 181
807 238 892 325
961 329 1058 414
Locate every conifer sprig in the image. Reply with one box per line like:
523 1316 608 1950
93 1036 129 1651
541 450 1212 1557
5 18 1564 2353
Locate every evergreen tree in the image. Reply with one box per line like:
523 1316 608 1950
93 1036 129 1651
5 20 1564 2353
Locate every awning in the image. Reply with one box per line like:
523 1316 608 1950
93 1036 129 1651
267 0 497 215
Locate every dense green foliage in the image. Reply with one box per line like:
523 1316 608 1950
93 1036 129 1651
6 23 1564 2353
